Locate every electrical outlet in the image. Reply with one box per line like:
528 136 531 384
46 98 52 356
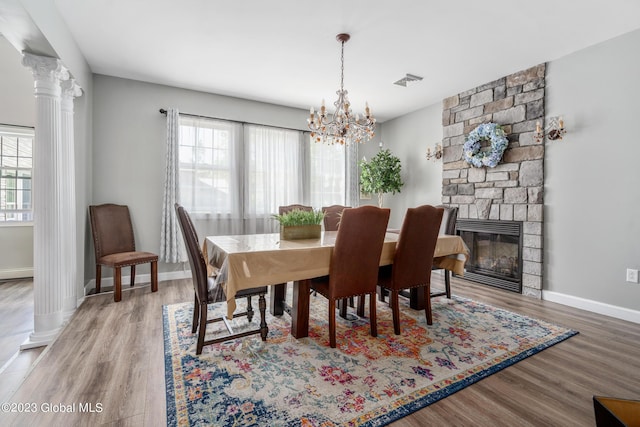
627 268 639 283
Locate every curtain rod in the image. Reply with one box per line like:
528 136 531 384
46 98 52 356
159 108 306 133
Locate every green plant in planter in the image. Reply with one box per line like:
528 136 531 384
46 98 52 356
359 148 404 207
272 209 325 226
272 209 325 240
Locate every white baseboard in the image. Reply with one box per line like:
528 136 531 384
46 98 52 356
83 270 192 295
0 267 33 280
542 290 640 324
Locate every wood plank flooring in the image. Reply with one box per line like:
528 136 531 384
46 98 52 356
0 280 45 404
1 275 639 426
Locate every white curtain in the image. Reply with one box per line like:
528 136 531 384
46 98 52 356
308 134 348 208
160 108 187 263
346 141 360 207
242 124 304 233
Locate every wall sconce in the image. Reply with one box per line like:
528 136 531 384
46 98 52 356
425 143 443 161
534 116 566 143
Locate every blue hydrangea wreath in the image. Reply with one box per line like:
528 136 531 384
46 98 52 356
462 122 508 168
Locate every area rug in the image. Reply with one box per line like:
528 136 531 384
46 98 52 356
163 293 577 426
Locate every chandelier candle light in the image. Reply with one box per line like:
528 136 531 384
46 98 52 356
308 33 376 145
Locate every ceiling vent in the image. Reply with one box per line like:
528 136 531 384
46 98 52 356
393 73 423 87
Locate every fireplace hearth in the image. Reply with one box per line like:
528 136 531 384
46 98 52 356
456 219 523 293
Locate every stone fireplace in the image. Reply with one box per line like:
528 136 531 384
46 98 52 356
441 64 545 298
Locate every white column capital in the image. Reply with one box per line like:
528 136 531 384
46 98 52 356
22 52 69 84
61 78 83 99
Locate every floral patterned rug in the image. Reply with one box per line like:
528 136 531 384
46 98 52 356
163 292 577 426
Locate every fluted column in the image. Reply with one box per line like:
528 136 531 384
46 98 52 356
60 78 83 321
21 53 69 349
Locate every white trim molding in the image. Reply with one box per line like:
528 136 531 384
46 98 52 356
0 268 34 280
543 290 640 324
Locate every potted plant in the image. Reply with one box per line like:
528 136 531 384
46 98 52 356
359 148 404 207
272 209 325 240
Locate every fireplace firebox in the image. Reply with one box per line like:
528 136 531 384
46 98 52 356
456 219 523 293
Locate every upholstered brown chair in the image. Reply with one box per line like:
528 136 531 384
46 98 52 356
175 204 267 355
311 205 390 348
279 204 313 215
378 205 443 334
431 205 459 299
89 204 158 302
321 205 353 313
321 205 349 231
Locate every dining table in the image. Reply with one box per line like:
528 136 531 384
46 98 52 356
206 231 468 339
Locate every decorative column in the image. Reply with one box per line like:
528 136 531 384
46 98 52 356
60 78 83 321
21 53 69 349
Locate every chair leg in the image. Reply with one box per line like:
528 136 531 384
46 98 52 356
329 299 337 348
258 294 268 341
424 284 433 325
357 295 365 317
96 265 102 293
191 293 199 334
114 267 122 302
377 285 387 303
445 270 451 299
391 289 401 335
369 293 377 338
196 302 207 355
338 299 348 318
151 260 158 292
130 264 136 287
348 297 354 308
246 296 254 322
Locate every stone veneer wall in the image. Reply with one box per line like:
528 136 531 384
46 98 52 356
441 64 545 298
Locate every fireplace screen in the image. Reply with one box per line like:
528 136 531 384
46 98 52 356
456 219 522 293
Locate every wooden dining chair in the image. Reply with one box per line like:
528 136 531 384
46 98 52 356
321 205 350 231
378 205 443 334
89 204 158 302
311 205 390 348
175 204 268 355
431 205 458 299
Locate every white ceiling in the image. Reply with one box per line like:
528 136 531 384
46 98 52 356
49 0 640 122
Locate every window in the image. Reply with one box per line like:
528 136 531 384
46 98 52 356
309 137 346 207
0 126 34 222
178 117 242 216
177 116 348 233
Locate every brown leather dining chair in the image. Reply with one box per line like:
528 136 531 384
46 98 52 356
378 205 443 334
175 204 268 355
431 205 459 299
321 205 353 314
89 204 158 302
311 205 390 348
321 205 349 231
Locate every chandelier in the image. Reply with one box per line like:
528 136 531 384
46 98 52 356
308 33 376 145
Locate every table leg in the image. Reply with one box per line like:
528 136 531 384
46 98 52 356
270 283 286 316
291 279 310 338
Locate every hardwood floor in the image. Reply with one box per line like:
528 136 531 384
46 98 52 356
0 279 44 404
1 275 639 426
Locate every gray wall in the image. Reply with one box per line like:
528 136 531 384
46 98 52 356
544 28 640 310
380 29 640 312
0 36 35 278
376 104 443 229
91 75 322 279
